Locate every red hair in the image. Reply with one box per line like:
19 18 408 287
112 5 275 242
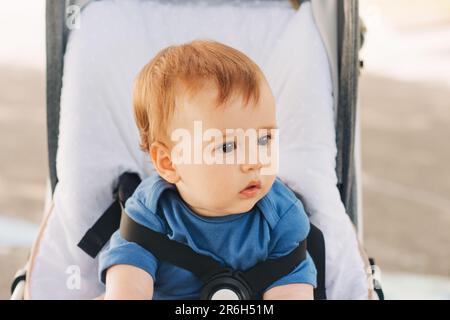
133 39 264 152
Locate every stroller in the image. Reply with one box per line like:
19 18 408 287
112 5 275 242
10 0 383 300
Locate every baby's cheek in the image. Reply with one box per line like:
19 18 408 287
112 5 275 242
256 176 275 200
195 164 238 198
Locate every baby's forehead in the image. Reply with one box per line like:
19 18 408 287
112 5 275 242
176 77 273 111
171 84 275 134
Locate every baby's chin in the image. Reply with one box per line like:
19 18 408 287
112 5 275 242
217 196 263 215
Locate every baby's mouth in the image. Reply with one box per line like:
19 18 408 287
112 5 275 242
239 180 261 198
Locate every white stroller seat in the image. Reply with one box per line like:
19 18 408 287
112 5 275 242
26 0 369 299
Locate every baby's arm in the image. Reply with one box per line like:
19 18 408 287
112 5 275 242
104 264 154 300
100 191 164 300
263 283 313 300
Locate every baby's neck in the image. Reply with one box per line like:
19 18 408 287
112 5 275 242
182 198 235 218
176 189 249 219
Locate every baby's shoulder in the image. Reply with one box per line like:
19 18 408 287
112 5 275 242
257 178 309 231
123 173 175 233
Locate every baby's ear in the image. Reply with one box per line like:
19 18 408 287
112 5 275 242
149 141 180 184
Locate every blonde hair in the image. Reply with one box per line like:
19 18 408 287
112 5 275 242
133 39 264 152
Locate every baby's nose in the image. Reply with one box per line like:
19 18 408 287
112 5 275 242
240 161 263 173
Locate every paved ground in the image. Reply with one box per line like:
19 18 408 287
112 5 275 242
0 66 46 298
361 73 450 277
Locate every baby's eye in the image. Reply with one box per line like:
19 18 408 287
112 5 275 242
258 134 272 146
219 141 236 153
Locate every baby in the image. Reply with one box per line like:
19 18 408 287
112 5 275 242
99 40 317 299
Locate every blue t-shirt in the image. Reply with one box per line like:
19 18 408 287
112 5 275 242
99 172 317 299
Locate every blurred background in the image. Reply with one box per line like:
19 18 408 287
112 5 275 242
0 0 449 299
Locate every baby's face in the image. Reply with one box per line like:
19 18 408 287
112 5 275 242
167 79 277 217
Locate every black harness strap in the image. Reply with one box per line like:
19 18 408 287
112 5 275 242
120 213 307 295
78 200 122 258
77 172 141 258
307 223 327 299
242 240 307 294
119 212 227 282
